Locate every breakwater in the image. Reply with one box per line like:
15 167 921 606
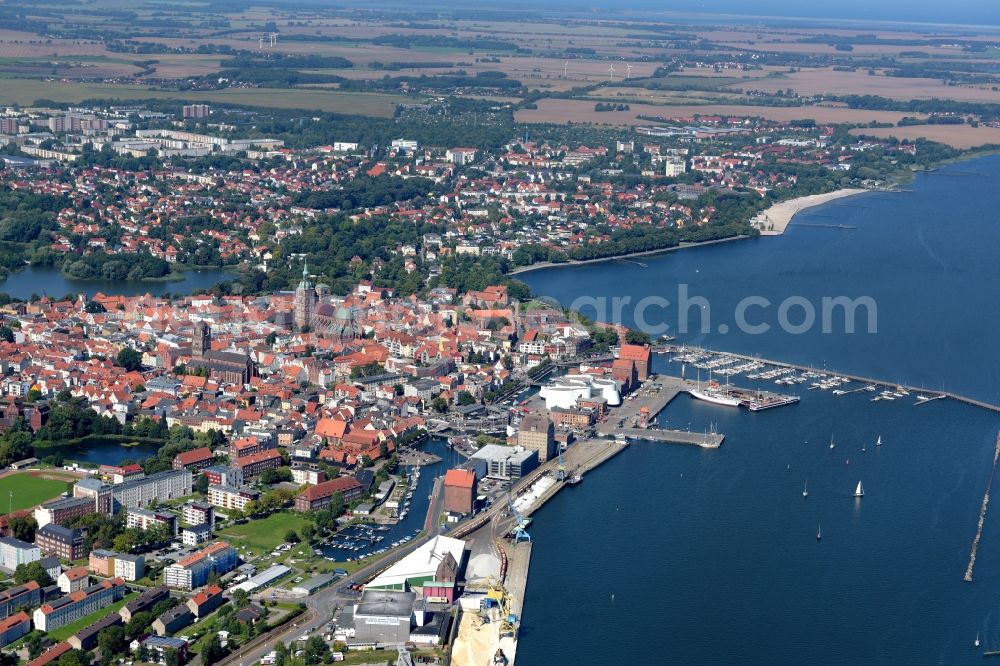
966 432 1000 582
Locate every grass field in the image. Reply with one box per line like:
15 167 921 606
217 512 313 553
0 472 68 511
0 78 409 116
47 592 139 641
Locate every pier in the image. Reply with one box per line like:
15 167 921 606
660 344 1000 414
614 427 723 448
594 374 688 433
965 432 1000 582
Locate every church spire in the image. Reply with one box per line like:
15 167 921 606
297 257 312 291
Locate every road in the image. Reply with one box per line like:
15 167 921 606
219 443 599 665
219 474 448 666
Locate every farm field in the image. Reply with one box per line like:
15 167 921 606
726 67 1000 103
0 472 69 511
0 79 409 115
515 97 925 126
849 124 1000 148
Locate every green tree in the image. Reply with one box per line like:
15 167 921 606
285 529 300 543
303 635 329 665
56 651 90 666
13 561 53 587
350 361 386 379
0 326 13 343
25 632 44 659
456 390 476 406
232 588 250 609
431 397 448 413
125 611 153 639
624 329 651 345
201 634 229 665
8 515 37 542
97 625 127 660
116 347 143 372
328 491 345 520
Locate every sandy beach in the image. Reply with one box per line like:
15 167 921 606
754 189 867 236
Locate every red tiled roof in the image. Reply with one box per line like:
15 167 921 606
297 476 361 501
190 584 223 607
234 448 281 469
618 343 650 361
444 469 475 489
28 641 72 666
174 446 214 466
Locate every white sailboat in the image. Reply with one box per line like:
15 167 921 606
975 631 980 648
854 481 864 498
876 435 882 447
816 524 822 541
802 480 808 498
829 435 835 450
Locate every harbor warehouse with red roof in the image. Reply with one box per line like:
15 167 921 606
443 469 476 515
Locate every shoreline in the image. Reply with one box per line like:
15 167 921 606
506 189 873 279
754 188 868 236
507 235 750 276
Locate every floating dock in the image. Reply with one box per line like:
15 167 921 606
661 344 1000 414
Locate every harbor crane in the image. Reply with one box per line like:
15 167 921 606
506 494 531 544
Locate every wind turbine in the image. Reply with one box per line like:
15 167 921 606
626 63 633 79
608 64 616 82
563 61 568 78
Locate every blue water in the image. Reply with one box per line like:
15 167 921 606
0 265 237 300
321 437 463 561
517 156 1000 664
61 441 162 466
522 157 1000 405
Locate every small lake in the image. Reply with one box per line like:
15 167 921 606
0 265 237 300
37 440 163 467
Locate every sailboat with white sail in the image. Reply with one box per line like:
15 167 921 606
802 480 808 498
854 481 864 498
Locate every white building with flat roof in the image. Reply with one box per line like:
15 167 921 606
0 538 40 572
539 373 620 410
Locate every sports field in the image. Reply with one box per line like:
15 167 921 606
0 472 68 511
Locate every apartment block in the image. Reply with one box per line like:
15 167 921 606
163 541 237 590
32 578 126 632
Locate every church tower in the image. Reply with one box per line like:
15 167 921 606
193 321 211 357
294 258 314 331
